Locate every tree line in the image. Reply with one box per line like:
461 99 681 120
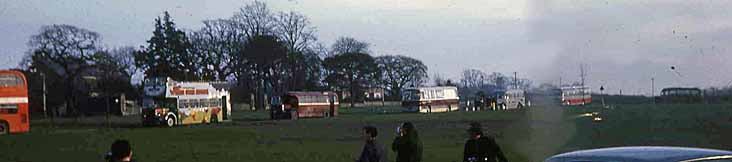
18 1 428 116
448 69 533 100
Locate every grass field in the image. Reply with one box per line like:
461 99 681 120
2 98 732 162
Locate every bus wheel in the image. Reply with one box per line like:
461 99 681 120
166 115 176 127
0 122 8 135
290 110 298 120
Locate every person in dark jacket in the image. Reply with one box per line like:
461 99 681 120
105 139 134 162
463 122 508 162
392 122 423 162
356 126 388 162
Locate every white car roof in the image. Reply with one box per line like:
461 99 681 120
545 146 732 162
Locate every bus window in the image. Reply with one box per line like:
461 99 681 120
202 99 209 107
178 99 186 108
0 74 23 87
206 99 213 107
201 99 209 107
0 104 18 114
196 99 204 108
190 99 197 108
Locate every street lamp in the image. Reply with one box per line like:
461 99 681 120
29 68 48 119
600 86 605 107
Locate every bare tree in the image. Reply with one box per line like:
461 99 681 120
232 1 275 41
460 69 488 88
27 24 102 116
312 42 331 58
238 35 288 110
517 78 533 90
275 11 317 53
109 46 137 81
330 37 369 55
323 52 379 107
272 11 320 91
191 19 243 81
487 72 507 89
92 50 137 98
432 73 447 86
375 55 428 100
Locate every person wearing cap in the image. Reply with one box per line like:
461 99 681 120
105 139 134 162
463 122 508 162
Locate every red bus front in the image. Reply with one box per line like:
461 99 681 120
0 70 30 134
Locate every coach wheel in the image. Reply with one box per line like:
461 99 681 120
0 122 8 135
517 103 524 109
290 110 298 120
166 115 176 127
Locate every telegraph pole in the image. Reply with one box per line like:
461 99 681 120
652 77 655 104
514 72 518 89
580 64 587 105
580 64 586 88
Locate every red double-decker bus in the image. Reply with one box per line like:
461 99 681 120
0 70 30 134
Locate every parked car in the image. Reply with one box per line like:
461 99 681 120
544 146 732 162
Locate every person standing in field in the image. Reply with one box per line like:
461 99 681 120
392 122 423 162
463 122 508 162
105 139 134 162
355 125 388 162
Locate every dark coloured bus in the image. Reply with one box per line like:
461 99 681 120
656 87 703 104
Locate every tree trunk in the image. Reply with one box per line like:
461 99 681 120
65 80 75 117
392 85 402 101
350 79 356 108
256 79 265 111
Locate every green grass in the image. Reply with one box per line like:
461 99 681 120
3 100 732 162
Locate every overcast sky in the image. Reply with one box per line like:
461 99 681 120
1 0 731 95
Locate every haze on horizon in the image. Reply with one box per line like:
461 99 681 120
2 0 731 95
